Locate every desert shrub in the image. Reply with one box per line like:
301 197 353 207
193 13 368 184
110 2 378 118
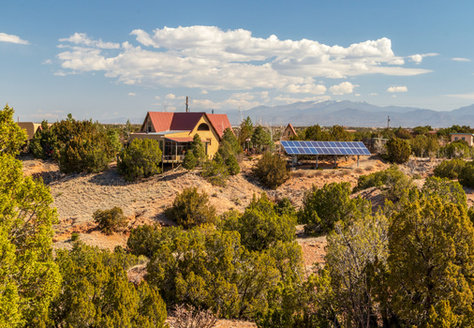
201 153 229 186
71 232 79 241
355 165 413 201
50 115 121 173
50 242 167 327
165 188 216 228
93 206 127 235
220 193 297 252
145 225 284 319
252 152 290 189
172 304 217 328
117 138 162 181
433 158 466 179
459 161 474 188
410 135 439 157
298 182 371 235
440 140 471 159
385 138 411 164
422 176 467 206
127 224 163 258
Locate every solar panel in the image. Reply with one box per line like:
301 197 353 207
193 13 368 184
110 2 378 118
281 140 371 156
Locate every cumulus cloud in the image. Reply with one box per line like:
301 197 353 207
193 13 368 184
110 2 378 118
387 86 407 93
0 32 29 44
329 82 358 95
409 53 438 64
165 93 176 99
128 92 136 96
56 26 431 94
452 57 471 62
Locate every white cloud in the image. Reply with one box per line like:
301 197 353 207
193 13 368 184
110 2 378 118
57 26 432 94
329 82 358 95
284 83 327 94
165 93 176 99
59 33 119 49
452 57 471 62
445 92 474 99
128 92 136 96
0 32 29 45
387 86 408 93
274 95 331 104
409 53 438 64
42 59 52 64
369 93 378 96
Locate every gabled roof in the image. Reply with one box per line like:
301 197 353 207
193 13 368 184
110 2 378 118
142 111 232 139
285 123 297 136
207 114 233 137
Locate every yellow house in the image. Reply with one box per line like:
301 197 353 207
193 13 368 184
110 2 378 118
131 111 233 163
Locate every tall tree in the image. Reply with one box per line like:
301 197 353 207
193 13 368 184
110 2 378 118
238 116 253 149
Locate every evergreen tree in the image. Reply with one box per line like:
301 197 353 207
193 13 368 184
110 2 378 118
385 137 411 164
117 138 162 181
0 154 60 326
251 125 273 153
238 116 253 149
0 104 27 156
252 152 290 189
388 192 474 327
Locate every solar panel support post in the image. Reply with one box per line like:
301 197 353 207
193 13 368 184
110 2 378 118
334 156 337 169
357 155 360 167
315 155 319 169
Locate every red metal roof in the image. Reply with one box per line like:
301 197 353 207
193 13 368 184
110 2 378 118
143 111 232 139
206 114 233 138
165 136 194 143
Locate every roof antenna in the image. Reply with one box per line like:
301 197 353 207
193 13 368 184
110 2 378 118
186 96 189 113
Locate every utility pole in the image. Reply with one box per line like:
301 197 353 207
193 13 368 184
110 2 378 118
387 115 391 129
186 96 189 112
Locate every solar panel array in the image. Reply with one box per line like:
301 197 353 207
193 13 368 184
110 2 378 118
281 141 371 156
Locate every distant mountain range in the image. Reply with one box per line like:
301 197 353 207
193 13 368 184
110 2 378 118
221 100 474 128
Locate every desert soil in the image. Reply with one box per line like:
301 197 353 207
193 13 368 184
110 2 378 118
20 154 474 328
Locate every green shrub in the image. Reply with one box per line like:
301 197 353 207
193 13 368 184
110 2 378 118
354 165 413 201
459 161 474 188
183 150 197 170
117 138 162 181
165 188 216 228
252 152 290 189
201 153 229 186
93 206 127 235
433 158 466 179
422 176 467 206
298 182 371 235
220 193 297 252
385 138 411 164
441 140 471 159
127 224 162 258
71 232 79 241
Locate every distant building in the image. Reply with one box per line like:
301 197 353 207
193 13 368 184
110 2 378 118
281 123 298 141
17 122 42 140
450 133 474 146
131 111 232 163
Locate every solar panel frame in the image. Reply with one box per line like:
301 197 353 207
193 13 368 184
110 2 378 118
281 140 371 156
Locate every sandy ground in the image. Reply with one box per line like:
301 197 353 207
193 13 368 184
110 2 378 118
20 154 474 328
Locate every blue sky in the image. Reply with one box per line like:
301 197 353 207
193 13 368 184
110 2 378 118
1 0 474 122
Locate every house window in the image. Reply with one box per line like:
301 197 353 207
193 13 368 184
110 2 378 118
147 123 152 132
462 137 466 141
455 137 458 140
197 123 210 131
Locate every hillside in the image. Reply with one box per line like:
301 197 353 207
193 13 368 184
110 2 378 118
21 154 457 251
